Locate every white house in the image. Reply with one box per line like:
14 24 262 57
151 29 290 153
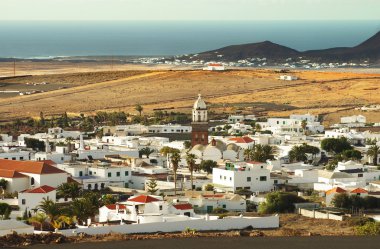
203 63 225 71
279 75 298 81
18 185 56 211
0 159 68 192
341 115 366 125
212 161 272 193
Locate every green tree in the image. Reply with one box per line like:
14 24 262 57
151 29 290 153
57 182 81 200
342 149 362 161
288 144 320 163
160 146 180 156
146 179 158 195
28 213 48 231
0 203 11 220
102 194 117 205
38 198 60 221
183 141 192 149
139 147 155 158
204 184 214 191
170 152 181 195
321 137 352 154
186 153 197 190
301 120 307 134
258 192 306 214
135 104 143 116
331 193 352 208
367 145 380 166
200 160 217 175
24 137 45 151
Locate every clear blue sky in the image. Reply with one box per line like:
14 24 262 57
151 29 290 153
1 0 379 21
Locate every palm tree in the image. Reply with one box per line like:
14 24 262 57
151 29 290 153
38 198 60 221
244 148 253 161
262 145 277 162
367 145 380 166
301 120 307 134
28 213 48 231
139 147 155 158
288 145 307 163
170 152 181 195
57 182 81 200
186 153 197 190
135 104 143 116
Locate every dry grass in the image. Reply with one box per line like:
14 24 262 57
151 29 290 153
0 64 379 122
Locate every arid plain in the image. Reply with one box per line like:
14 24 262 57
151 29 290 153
0 61 380 125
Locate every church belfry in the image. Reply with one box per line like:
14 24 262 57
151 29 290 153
191 94 209 146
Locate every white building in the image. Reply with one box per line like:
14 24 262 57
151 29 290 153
203 63 225 71
212 161 272 193
0 159 68 193
18 185 56 211
148 124 191 134
57 162 132 190
279 75 298 81
341 115 366 125
227 115 256 124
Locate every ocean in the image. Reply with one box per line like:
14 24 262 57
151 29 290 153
0 20 379 58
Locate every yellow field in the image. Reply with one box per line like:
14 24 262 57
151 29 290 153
0 62 379 125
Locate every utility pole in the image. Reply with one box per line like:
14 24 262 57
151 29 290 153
111 56 114 70
13 59 16 77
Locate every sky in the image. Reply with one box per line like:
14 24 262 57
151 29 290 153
1 0 379 21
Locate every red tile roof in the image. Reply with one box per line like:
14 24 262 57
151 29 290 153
326 187 346 195
22 185 56 194
128 195 160 203
105 204 127 210
0 159 66 175
0 169 28 178
351 188 368 194
229 137 254 143
173 203 193 210
208 63 223 67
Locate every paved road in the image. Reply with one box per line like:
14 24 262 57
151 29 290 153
29 236 380 249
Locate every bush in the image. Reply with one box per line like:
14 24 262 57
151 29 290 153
258 192 306 214
355 222 380 236
347 217 375 226
212 208 228 214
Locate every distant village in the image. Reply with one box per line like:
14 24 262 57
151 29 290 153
1 94 380 236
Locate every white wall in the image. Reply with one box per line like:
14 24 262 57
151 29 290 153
60 215 279 236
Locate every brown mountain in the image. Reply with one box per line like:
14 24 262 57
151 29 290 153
184 31 380 64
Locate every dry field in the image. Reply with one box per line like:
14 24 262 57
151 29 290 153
0 61 379 124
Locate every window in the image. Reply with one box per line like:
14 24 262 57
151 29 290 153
274 180 278 184
22 199 26 205
260 176 267 181
89 171 92 175
87 184 91 190
31 177 35 186
358 173 363 177
247 177 251 182
222 204 226 209
159 205 163 211
230 177 232 181
20 157 24 160
117 172 120 177
125 171 129 176
79 171 83 177
12 157 16 160
220 175 222 179
108 172 112 177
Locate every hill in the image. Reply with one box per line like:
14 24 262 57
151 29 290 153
182 31 380 64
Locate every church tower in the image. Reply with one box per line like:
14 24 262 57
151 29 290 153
191 94 209 146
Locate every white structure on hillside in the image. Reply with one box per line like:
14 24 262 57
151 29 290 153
212 161 272 193
279 75 298 81
341 115 366 125
203 63 225 71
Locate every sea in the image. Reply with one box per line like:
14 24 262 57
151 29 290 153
0 20 379 59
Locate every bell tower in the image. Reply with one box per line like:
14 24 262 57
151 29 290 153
191 94 209 146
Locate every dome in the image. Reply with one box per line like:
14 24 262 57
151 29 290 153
193 94 207 110
206 139 227 152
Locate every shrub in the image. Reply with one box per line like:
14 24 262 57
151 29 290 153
258 192 306 214
212 208 228 214
355 222 380 236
